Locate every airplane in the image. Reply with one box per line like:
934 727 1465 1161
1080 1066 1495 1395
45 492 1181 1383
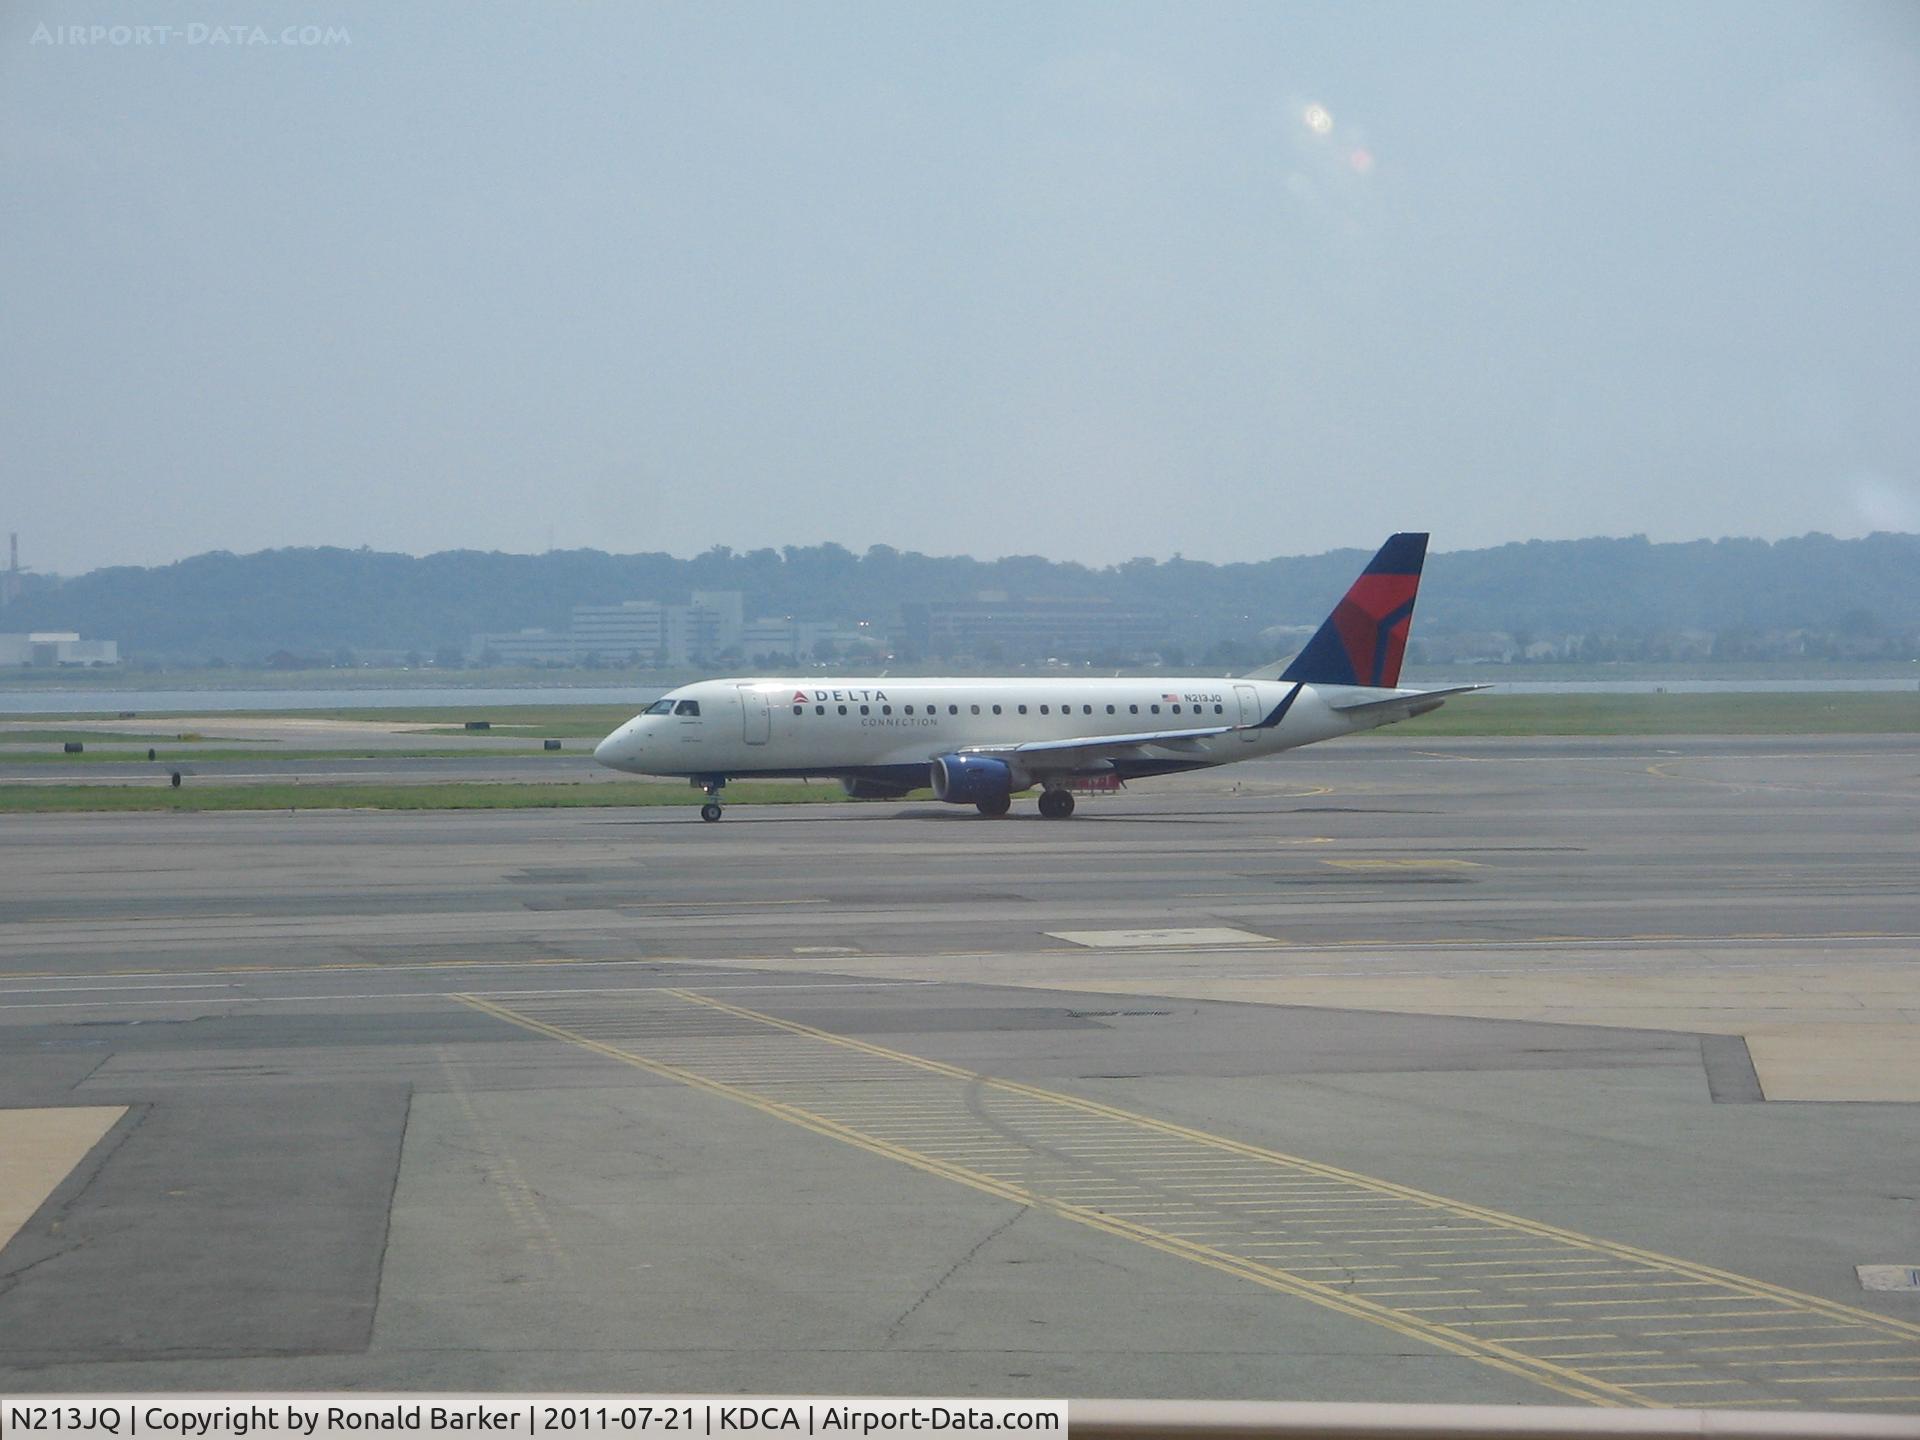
593 532 1482 820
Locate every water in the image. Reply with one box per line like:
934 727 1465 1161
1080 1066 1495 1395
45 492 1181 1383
0 677 1912 715
0 686 661 715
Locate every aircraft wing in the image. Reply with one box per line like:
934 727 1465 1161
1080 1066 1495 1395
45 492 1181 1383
1328 684 1489 722
959 725 1236 770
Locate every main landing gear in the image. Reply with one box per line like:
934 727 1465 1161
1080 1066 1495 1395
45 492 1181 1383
695 777 727 822
1037 787 1076 820
975 793 1012 817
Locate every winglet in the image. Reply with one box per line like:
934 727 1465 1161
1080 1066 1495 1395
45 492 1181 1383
1279 533 1429 688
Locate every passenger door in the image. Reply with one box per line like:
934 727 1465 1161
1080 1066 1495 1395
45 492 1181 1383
739 685 770 746
1235 684 1260 740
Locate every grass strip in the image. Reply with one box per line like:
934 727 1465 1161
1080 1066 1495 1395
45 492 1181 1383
1391 691 1918 736
0 781 849 814
226 705 634 736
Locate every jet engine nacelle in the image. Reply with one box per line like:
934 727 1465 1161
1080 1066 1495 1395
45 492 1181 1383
930 753 1014 806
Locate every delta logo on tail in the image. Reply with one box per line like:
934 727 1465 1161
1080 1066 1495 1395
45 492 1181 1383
1280 532 1427 688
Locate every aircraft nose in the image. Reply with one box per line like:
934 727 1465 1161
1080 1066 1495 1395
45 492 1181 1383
593 726 627 769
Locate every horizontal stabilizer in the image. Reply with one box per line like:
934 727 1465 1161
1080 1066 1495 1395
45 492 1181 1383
1330 684 1488 722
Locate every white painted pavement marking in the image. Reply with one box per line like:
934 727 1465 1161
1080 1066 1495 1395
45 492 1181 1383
1047 926 1273 949
1859 1265 1920 1292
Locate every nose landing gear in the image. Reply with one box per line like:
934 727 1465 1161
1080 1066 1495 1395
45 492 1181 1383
694 776 727 822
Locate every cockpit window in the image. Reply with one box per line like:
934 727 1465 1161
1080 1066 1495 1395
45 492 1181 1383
673 700 701 716
644 699 676 715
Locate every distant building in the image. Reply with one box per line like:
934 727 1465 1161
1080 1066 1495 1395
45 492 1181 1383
468 627 575 666
690 590 744 645
739 616 874 664
0 631 119 666
569 591 745 665
569 602 664 663
470 590 752 667
899 597 1169 661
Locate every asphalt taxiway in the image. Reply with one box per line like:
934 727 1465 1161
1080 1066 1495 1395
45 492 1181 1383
1 735 1916 1408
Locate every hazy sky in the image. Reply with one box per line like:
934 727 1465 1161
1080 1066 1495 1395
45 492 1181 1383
4 2 1917 575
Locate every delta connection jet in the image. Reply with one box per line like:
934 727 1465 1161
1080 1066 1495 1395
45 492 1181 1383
593 533 1480 821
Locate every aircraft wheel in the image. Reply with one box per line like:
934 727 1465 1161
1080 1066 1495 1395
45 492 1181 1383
700 802 723 822
976 794 1011 817
1039 789 1075 819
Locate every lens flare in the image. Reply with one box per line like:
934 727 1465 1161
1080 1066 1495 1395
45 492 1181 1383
1303 103 1333 136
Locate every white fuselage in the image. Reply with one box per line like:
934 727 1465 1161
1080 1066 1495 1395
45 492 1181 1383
592 675 1413 789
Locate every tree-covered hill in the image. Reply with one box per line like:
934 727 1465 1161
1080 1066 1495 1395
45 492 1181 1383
4 532 1916 663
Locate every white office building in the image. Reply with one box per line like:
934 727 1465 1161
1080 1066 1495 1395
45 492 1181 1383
467 627 576 665
0 632 120 666
570 602 666 662
471 590 752 668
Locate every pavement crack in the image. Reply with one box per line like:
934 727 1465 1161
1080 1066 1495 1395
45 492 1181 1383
0 1238 88 1296
883 1204 1027 1347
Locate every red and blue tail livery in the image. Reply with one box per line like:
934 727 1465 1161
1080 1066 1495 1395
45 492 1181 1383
1280 532 1428 688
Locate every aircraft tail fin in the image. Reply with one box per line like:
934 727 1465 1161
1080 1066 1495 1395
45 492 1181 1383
1278 533 1429 688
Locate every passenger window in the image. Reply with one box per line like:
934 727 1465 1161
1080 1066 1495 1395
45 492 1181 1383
837 704 847 715
860 704 870 715
792 705 803 716
1215 704 1224 714
815 705 825 715
992 704 1002 715
1106 704 1115 714
675 700 701 716
1172 704 1181 714
886 706 896 715
971 705 981 715
1018 704 1028 715
949 705 959 715
1039 705 1049 715
1129 704 1139 714
1150 704 1161 714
